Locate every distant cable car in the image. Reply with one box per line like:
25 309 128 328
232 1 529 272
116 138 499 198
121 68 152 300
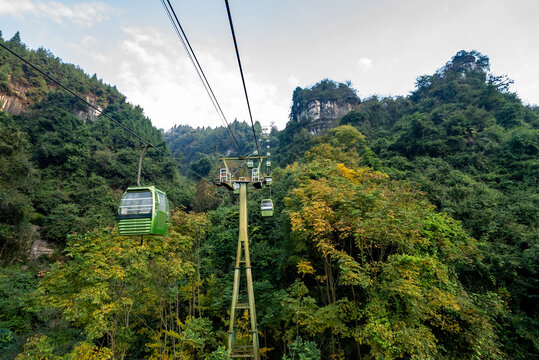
266 160 271 167
261 199 274 217
264 176 272 185
247 159 254 168
117 186 169 236
233 182 240 194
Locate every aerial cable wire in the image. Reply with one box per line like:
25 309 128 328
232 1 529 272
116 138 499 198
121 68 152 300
161 0 239 149
160 0 242 154
0 42 209 181
0 42 152 147
223 0 260 156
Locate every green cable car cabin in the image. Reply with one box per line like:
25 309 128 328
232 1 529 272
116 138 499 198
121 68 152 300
117 186 169 236
261 199 274 217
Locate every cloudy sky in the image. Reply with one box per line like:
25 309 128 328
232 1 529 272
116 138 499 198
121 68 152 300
0 0 538 130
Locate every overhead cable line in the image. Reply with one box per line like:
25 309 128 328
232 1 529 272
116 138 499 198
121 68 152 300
161 0 242 154
224 0 260 156
0 42 208 181
0 42 152 147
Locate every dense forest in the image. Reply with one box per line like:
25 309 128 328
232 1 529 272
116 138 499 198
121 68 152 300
0 33 537 360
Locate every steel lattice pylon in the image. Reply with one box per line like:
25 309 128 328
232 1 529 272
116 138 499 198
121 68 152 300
216 156 271 359
227 182 260 359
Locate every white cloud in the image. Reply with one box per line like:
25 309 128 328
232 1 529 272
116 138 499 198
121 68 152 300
0 0 35 16
356 57 373 73
0 0 113 27
112 27 289 130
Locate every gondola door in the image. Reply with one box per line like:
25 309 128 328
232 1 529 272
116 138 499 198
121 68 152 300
154 191 169 234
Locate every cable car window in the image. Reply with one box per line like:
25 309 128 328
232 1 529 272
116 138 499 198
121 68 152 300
261 200 273 210
119 191 153 216
157 192 167 212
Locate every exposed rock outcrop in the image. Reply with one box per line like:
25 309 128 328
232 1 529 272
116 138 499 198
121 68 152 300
73 95 103 123
0 80 31 114
0 93 25 114
1 80 103 122
296 99 355 135
290 80 361 135
29 239 55 259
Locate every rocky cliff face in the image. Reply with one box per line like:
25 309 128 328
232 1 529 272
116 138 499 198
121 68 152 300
73 95 103 123
0 81 104 123
290 80 360 135
0 93 25 114
0 81 31 114
296 99 355 134
29 238 55 259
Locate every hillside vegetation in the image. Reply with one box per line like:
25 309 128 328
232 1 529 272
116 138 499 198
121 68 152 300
339 51 538 357
0 33 537 360
0 32 194 259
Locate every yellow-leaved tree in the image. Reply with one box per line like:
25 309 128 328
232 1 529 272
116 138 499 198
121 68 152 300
282 126 504 359
23 209 222 360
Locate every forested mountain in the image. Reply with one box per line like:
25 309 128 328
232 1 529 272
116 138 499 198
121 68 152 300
163 121 267 180
275 52 538 358
0 32 537 360
0 32 194 259
339 51 538 358
164 122 261 163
